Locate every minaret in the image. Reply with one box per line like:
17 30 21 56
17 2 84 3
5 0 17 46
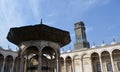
74 21 90 50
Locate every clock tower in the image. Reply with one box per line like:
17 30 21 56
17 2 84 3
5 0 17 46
74 21 90 50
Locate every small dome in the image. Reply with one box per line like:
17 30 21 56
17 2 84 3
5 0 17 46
91 45 96 48
111 42 117 45
101 44 107 46
101 41 107 47
67 50 71 52
111 38 118 45
91 42 96 48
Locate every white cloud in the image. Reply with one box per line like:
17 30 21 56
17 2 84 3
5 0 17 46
0 0 27 49
28 0 41 22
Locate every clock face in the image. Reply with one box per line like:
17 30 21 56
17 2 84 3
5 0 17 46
76 24 80 28
77 24 79 27
76 29 82 36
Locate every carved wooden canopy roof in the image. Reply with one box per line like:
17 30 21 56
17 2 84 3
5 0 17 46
7 24 71 47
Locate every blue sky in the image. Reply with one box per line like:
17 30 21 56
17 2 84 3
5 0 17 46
0 0 120 51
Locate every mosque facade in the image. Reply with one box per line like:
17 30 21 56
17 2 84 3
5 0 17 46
0 21 120 72
60 21 120 72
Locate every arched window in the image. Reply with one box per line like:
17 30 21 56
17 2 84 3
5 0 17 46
106 63 112 72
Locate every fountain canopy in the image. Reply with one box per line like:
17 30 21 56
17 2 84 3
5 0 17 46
7 24 71 47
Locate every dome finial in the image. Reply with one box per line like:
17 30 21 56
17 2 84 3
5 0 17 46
40 19 43 24
101 40 106 46
113 38 115 42
93 42 95 46
102 40 105 44
111 38 117 45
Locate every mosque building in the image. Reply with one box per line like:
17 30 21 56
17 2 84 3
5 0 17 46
60 21 120 72
0 21 120 72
